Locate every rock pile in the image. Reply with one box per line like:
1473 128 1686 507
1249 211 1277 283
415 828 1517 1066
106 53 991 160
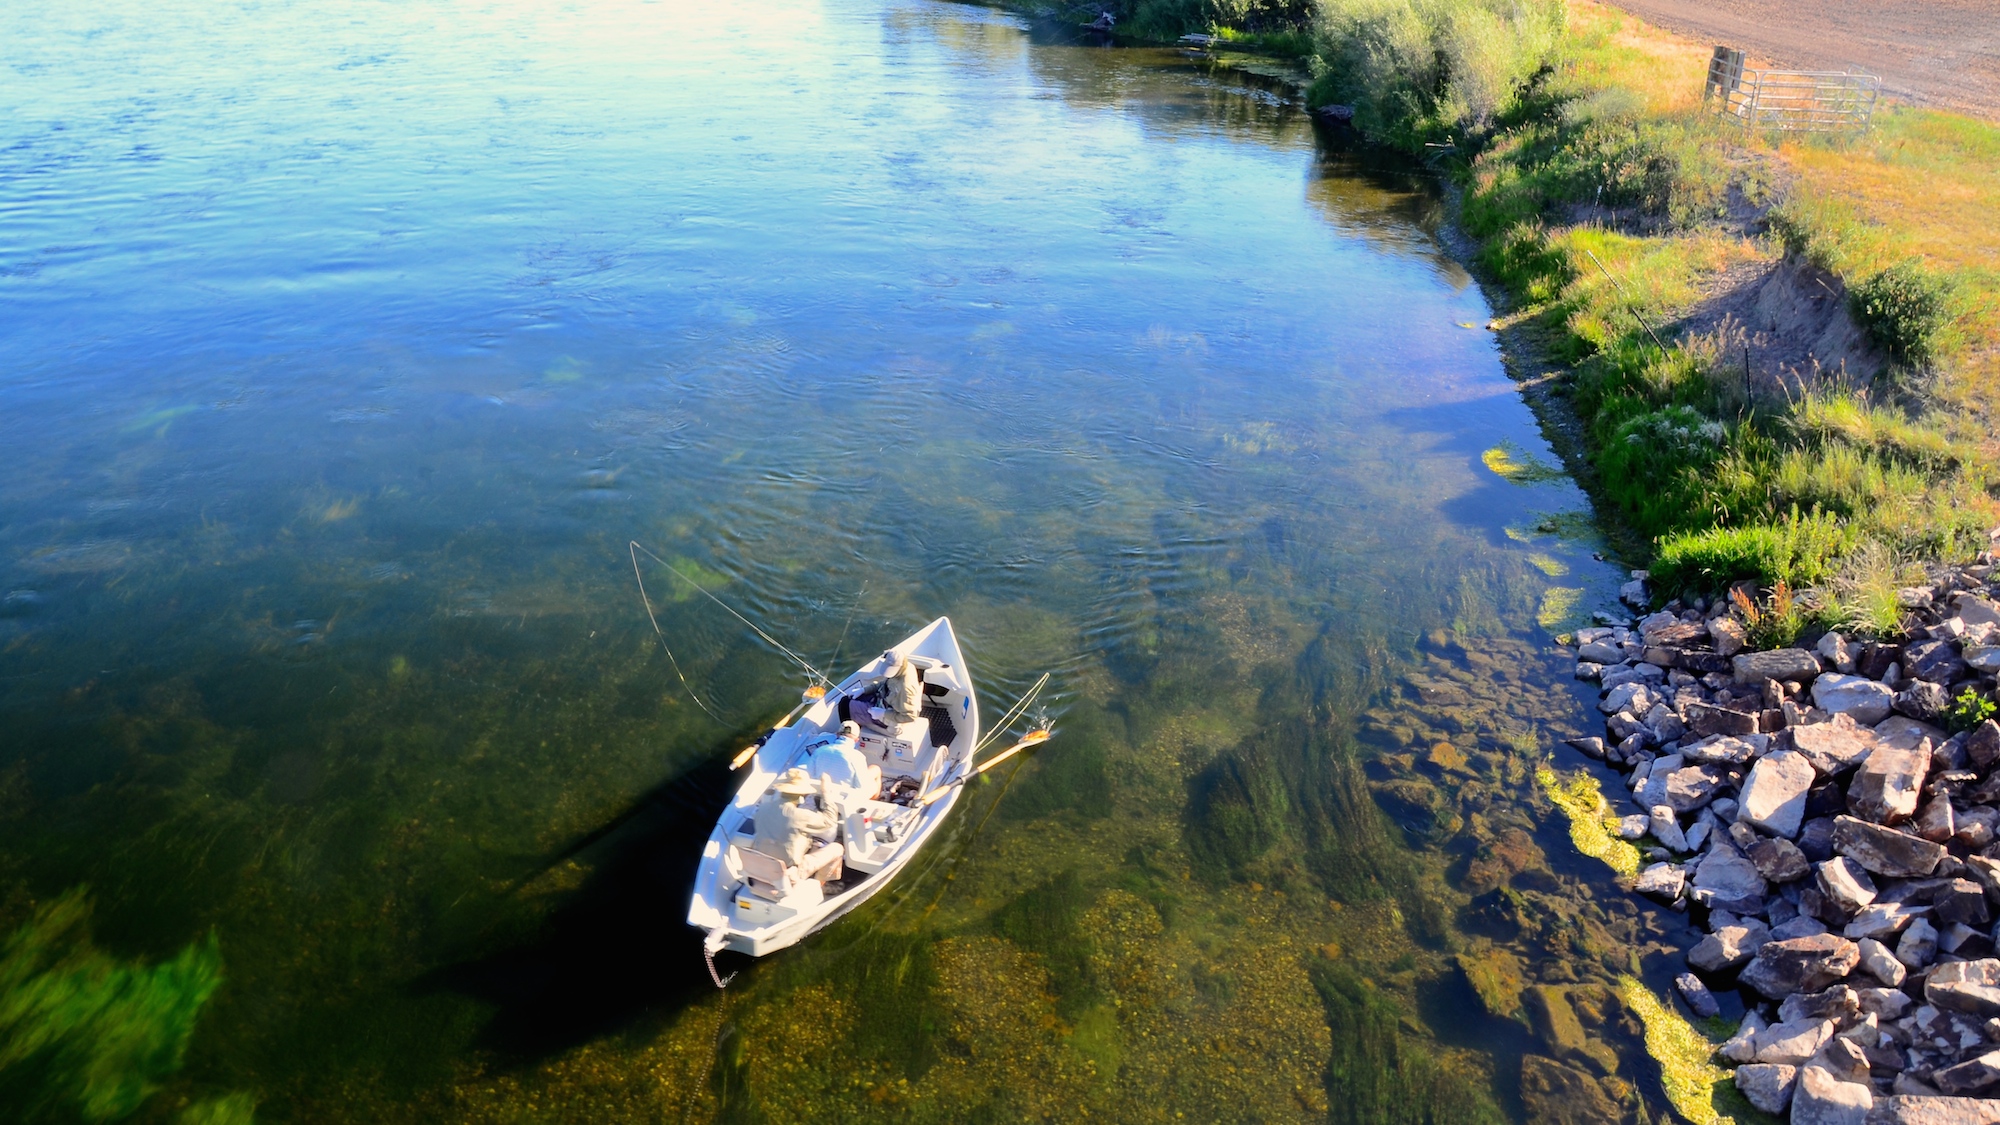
1569 569 2000 1123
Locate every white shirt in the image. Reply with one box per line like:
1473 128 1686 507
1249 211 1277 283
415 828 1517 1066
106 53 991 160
808 735 868 790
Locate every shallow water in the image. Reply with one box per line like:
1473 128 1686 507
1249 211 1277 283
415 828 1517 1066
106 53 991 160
0 1 1681 1121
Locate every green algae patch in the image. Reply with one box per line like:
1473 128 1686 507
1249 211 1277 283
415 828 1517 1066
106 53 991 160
1481 443 1565 485
1538 767 1640 876
0 888 225 1123
180 1092 258 1125
1620 977 1775 1125
1454 943 1524 1020
1536 586 1586 631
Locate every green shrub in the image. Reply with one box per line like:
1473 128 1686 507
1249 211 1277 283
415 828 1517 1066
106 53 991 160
1946 687 1997 734
1309 0 1565 144
1851 260 1953 368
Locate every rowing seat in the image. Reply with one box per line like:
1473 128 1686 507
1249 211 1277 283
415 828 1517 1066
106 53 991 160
738 843 842 901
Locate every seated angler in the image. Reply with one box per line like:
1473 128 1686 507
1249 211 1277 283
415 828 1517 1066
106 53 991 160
751 768 842 883
807 720 881 807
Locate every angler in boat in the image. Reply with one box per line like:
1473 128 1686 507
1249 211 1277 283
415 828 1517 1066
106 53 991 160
688 617 983 982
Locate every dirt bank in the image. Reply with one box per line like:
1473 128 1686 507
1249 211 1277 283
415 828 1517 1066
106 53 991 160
1600 0 2000 120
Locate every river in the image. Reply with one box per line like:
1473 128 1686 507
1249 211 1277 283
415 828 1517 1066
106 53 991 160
0 1 1682 1122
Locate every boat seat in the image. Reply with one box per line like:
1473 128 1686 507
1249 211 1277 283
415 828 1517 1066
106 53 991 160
737 842 841 902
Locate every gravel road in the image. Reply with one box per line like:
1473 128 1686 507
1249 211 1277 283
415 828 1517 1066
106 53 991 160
1601 0 2000 119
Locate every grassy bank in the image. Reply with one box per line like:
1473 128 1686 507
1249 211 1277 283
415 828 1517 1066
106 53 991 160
1026 0 2000 627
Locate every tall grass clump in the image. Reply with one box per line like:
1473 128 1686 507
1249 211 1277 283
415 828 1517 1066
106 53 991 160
0 889 226 1124
1650 507 1852 595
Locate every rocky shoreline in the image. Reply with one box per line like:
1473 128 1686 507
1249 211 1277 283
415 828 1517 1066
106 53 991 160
1567 565 2000 1124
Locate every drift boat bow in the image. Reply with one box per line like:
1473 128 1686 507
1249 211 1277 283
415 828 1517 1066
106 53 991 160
689 617 979 982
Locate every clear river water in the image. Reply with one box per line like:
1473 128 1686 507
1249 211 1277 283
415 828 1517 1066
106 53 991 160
0 1 1698 1122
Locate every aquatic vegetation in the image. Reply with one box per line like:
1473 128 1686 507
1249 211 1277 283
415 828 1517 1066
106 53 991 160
178 1093 257 1125
1311 961 1505 1125
1536 766 1639 876
1619 977 1774 1125
989 874 1101 1021
0 889 224 1124
1480 442 1565 484
1535 585 1584 631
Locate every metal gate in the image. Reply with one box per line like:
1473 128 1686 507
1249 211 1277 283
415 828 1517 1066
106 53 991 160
1703 46 1879 132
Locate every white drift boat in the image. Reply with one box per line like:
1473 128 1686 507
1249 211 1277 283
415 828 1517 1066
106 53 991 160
689 616 997 983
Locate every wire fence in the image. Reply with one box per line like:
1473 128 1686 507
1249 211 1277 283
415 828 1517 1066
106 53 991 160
1703 46 1880 133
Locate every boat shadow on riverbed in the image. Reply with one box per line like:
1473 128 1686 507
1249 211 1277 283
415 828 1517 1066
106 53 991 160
415 745 749 1063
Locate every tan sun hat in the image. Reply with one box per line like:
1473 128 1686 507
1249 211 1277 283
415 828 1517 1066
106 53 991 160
772 767 817 797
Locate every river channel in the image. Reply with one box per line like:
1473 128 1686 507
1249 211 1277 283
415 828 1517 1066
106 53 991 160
1 1 1685 1121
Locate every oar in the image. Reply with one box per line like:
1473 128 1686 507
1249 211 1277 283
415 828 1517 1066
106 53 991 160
920 730 1051 805
729 685 828 769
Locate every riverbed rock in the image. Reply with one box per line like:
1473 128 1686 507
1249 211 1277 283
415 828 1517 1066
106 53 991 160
1962 855 2000 901
1753 1017 1837 1064
1927 959 2000 1018
1686 700 1760 738
1851 741 1932 824
1577 639 1622 664
1821 857 1882 913
1601 680 1657 715
1736 1062 1798 1113
1722 1010 1768 1063
1690 920 1772 971
1896 917 1938 968
1858 986 1913 1021
1519 1054 1619 1125
1615 813 1649 840
1682 733 1762 765
1877 716 1949 754
1845 901 1930 942
1934 1050 2000 1096
1740 933 1861 998
1794 1062 1875 1124
1896 681 1951 726
1859 938 1909 986
1692 844 1769 908
1747 833 1811 882
1676 971 1720 1018
1914 798 1957 844
1662 764 1723 813
1649 806 1688 851
1955 809 1999 851
1791 718 1881 779
1738 647 1822 686
1836 817 1948 878
1815 674 1898 725
1634 862 1684 900
1935 879 1991 928
1904 638 1969 684
1866 1096 2000 1124
1711 617 1747 657
1966 721 2000 772
1742 750 1817 837
1821 631 1858 673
